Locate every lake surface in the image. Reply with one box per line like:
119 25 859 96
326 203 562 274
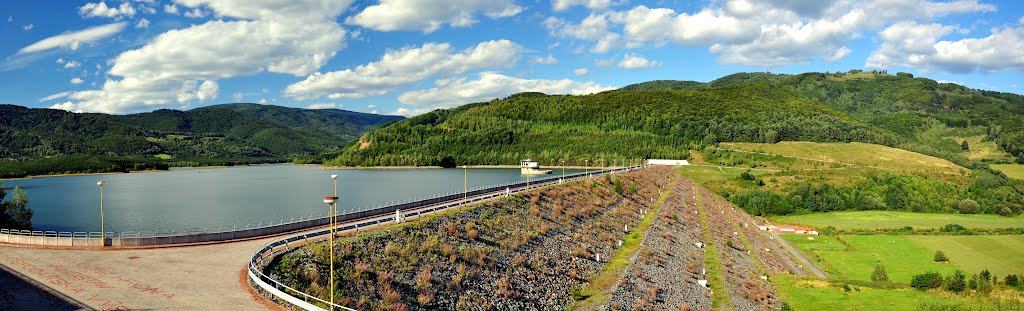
1 164 582 233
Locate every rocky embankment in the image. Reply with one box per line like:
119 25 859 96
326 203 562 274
264 167 674 310
604 177 806 311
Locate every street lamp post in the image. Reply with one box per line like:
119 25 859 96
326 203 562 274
323 195 339 311
96 181 106 246
463 165 467 201
585 159 590 178
561 160 565 183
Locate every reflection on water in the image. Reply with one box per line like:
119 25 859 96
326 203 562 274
2 164 580 232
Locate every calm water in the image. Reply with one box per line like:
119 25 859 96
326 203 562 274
1 164 582 233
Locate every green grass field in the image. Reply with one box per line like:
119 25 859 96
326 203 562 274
992 164 1024 180
773 211 1024 229
773 274 965 311
908 235 1024 277
954 135 1014 162
720 141 965 176
787 234 960 283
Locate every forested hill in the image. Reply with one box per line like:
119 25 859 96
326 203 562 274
624 71 1024 165
319 84 894 167
197 103 403 142
0 104 401 178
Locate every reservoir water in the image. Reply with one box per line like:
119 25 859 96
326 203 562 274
1 164 582 233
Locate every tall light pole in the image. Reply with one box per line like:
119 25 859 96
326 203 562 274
96 181 106 245
323 195 338 311
561 160 565 182
463 165 467 201
330 174 338 238
585 159 590 178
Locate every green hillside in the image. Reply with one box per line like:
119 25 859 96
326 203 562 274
321 84 894 167
0 104 400 178
198 103 403 142
625 70 1024 166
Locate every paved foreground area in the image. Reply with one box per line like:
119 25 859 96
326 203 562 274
0 239 272 310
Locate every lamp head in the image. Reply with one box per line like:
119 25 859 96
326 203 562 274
330 174 338 180
323 196 338 205
96 181 105 186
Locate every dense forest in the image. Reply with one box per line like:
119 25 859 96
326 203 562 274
318 84 894 167
0 104 400 178
624 71 1024 166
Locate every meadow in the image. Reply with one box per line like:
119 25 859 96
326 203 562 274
992 164 1024 180
784 234 960 283
720 141 965 176
773 211 1024 230
773 274 966 311
909 235 1024 277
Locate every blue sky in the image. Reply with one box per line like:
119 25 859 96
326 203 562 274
1 0 1022 116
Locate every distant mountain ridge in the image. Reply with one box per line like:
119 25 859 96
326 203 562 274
0 103 402 178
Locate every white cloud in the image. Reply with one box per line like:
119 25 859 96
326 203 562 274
48 0 354 113
550 0 997 66
867 23 1024 73
308 103 340 109
574 67 589 76
552 0 614 12
184 8 206 18
1019 16 1024 24
164 4 179 14
617 53 660 69
367 104 377 108
49 102 80 112
70 78 85 84
135 18 150 28
23 24 33 31
285 39 523 100
64 60 81 68
345 0 522 33
395 72 614 112
15 22 127 55
39 91 72 102
79 2 137 19
544 14 621 53
531 54 558 65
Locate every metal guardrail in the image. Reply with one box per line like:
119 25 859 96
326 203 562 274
0 165 646 247
247 165 649 310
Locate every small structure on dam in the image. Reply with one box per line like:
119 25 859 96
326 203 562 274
520 159 552 175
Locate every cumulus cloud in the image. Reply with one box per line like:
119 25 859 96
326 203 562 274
574 67 589 76
531 54 558 65
866 23 1024 73
308 103 340 109
23 24 33 31
40 91 72 102
15 22 127 55
46 0 354 113
285 39 523 100
395 72 614 113
552 0 615 12
164 4 179 14
544 14 621 53
346 0 522 33
135 18 150 28
548 0 997 66
79 1 136 19
63 60 82 68
617 53 660 69
70 78 85 84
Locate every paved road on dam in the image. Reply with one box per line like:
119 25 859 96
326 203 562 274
0 237 273 310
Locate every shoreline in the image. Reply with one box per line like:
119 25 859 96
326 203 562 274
2 162 630 181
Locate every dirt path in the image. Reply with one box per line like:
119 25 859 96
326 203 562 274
769 231 828 279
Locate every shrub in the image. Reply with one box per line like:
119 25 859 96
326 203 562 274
941 224 966 233
911 272 944 290
933 251 949 262
871 265 890 283
944 270 966 292
1006 274 1020 287
978 278 993 294
570 287 591 301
